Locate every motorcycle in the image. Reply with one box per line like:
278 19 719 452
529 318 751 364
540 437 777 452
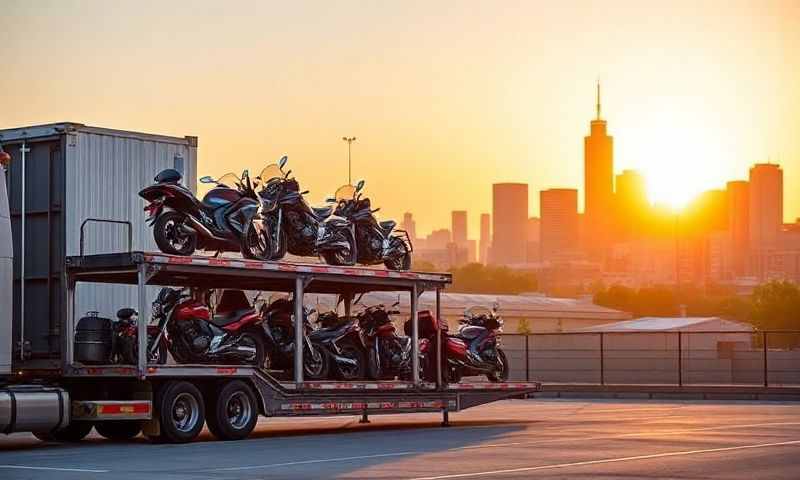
242 156 356 264
111 307 167 365
331 181 412 270
410 306 509 383
139 168 262 257
260 297 328 379
147 288 267 366
308 310 366 380
358 303 413 380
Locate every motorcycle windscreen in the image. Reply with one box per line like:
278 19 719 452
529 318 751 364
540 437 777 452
334 184 356 201
258 164 283 182
217 173 241 189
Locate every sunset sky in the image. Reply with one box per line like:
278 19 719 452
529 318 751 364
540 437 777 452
3 0 799 238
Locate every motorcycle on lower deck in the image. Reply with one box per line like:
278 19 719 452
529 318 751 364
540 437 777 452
331 181 412 270
241 157 356 265
260 297 328 379
308 310 366 380
358 303 413 380
145 288 268 366
139 168 261 257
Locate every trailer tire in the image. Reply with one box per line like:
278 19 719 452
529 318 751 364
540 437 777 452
33 421 94 443
95 420 142 441
206 380 258 441
153 381 205 443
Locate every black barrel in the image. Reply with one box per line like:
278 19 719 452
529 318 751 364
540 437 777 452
74 312 112 364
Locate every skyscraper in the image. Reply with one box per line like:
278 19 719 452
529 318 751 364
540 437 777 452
749 163 783 278
584 82 614 256
540 188 579 262
479 213 491 264
491 183 528 265
726 180 749 277
402 212 417 241
451 211 468 245
615 169 648 239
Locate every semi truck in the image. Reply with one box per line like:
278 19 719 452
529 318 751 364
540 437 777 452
0 125 539 444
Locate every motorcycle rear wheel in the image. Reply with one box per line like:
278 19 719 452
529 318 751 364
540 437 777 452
320 229 356 266
154 211 196 256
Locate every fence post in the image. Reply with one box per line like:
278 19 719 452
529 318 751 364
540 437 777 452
763 331 768 388
599 332 605 386
525 335 530 382
677 331 682 387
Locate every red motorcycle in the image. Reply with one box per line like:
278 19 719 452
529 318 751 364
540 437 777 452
124 288 267 366
410 306 509 383
358 303 413 380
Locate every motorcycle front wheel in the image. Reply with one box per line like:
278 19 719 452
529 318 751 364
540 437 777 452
303 342 329 380
486 347 509 383
241 218 274 261
154 211 196 256
383 237 411 271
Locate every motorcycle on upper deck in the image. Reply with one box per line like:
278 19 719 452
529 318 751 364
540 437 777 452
240 156 356 265
331 181 413 270
139 168 261 257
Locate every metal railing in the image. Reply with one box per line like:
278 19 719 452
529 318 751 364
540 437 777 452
497 330 800 388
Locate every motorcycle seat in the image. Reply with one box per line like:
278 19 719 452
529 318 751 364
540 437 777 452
379 220 396 234
312 205 333 219
211 308 255 327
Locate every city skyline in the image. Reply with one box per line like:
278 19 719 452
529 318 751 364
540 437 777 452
3 1 799 237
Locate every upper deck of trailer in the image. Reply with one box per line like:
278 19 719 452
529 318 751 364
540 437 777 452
65 251 452 293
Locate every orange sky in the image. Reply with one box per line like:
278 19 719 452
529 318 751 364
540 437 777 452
3 0 799 238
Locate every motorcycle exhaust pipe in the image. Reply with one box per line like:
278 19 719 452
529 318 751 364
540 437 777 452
330 353 358 368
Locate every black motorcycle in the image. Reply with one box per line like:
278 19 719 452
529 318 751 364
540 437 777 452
111 308 167 365
357 303 413 380
139 168 262 257
260 297 328 380
332 181 412 270
241 156 355 264
308 310 366 380
148 288 267 366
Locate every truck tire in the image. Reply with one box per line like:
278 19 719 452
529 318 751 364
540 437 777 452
152 381 205 443
33 421 94 442
95 420 142 441
206 380 258 441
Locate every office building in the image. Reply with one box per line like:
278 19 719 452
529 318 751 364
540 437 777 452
749 163 783 278
479 213 491 264
491 183 528 265
726 181 749 277
540 188 579 262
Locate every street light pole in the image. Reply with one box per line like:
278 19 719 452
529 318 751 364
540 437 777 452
342 136 356 185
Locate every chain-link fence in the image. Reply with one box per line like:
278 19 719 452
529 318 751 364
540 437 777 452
496 331 800 387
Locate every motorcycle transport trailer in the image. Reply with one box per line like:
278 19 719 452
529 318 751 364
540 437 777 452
4 249 539 443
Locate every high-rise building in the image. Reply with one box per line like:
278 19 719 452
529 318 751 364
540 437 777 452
451 211 467 245
584 83 614 256
491 183 528 265
615 169 647 239
726 180 749 277
540 188 579 262
479 213 491 264
749 163 783 278
402 212 416 242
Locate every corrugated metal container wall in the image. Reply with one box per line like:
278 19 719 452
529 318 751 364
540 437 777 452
65 129 197 331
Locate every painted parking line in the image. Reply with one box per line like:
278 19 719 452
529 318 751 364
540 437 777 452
215 451 417 471
408 439 800 480
0 465 110 473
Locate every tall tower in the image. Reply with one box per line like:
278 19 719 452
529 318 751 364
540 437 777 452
479 213 491 264
749 163 783 278
491 183 528 265
540 189 579 262
451 211 468 245
584 82 614 256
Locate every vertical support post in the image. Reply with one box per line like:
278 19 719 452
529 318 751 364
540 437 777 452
525 334 530 382
411 284 420 385
677 331 682 387
137 264 148 379
599 332 605 386
343 292 352 319
64 274 75 368
435 287 443 389
19 142 29 361
763 331 768 388
294 276 305 384
441 408 450 427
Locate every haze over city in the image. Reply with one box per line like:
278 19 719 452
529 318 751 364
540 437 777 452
3 0 799 237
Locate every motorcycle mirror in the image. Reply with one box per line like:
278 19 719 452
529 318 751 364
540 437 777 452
199 176 216 184
355 179 365 192
285 169 292 178
279 155 288 169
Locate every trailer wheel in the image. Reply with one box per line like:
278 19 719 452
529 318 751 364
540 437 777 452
95 420 142 441
33 421 94 442
206 380 258 441
153 381 205 443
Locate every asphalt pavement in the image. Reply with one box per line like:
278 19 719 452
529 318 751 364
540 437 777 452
1 398 799 479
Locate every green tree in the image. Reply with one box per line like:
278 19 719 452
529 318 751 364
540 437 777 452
448 263 537 294
750 280 800 331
